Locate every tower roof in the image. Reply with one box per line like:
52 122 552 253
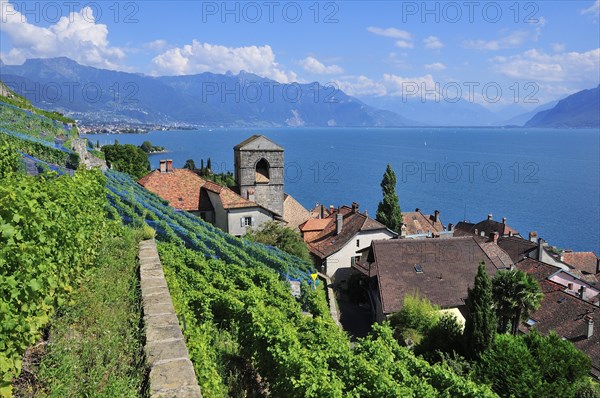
234 135 283 151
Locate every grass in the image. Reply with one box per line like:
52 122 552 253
14 227 147 397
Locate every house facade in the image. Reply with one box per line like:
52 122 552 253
299 203 396 283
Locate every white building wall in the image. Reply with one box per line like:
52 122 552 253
227 207 273 236
207 191 228 232
325 230 395 283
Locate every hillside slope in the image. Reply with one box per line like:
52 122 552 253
1 57 414 127
525 86 600 128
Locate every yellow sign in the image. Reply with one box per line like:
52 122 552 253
311 273 318 282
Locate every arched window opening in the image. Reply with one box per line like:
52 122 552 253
255 158 270 183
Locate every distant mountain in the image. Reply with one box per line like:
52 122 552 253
495 100 559 127
361 95 500 126
0 57 413 127
525 86 600 128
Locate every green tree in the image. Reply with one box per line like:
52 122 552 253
101 144 150 179
476 333 540 397
492 269 543 335
511 271 543 335
491 270 518 333
463 262 496 359
389 291 439 346
183 159 196 170
207 157 212 171
416 313 463 362
140 140 153 153
376 164 402 232
244 221 310 262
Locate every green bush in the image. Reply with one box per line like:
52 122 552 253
0 169 109 396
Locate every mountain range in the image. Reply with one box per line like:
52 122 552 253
0 58 598 128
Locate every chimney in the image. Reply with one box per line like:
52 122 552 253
537 238 545 261
585 315 594 339
579 286 587 300
490 232 499 244
336 212 343 235
447 223 454 231
352 202 359 214
159 159 167 173
434 210 440 223
487 213 493 221
596 257 600 274
529 231 538 243
502 217 507 224
364 209 368 217
508 231 513 237
329 205 334 215
415 208 420 212
568 282 574 291
320 204 325 219
166 159 173 172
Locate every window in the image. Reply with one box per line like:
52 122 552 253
414 264 424 274
356 239 360 247
241 216 253 227
355 256 361 264
525 318 537 327
255 158 270 183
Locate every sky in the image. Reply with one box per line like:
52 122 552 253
1 0 599 109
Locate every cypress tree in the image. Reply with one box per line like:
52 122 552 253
464 262 496 359
376 164 403 232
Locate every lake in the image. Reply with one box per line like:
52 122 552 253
84 127 600 255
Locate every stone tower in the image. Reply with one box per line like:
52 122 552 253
234 135 284 216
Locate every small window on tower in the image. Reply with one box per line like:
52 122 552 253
356 239 360 247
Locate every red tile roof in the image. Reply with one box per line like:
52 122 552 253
517 257 600 377
283 194 311 230
455 218 519 238
562 252 599 275
401 211 444 236
138 168 259 212
301 205 391 259
138 169 205 211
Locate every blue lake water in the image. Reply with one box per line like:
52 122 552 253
84 127 600 255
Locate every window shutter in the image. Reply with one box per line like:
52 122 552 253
240 217 244 227
251 217 255 226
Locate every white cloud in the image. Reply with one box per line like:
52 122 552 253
581 0 600 16
492 48 600 83
463 30 531 51
299 56 343 75
145 39 167 51
552 43 565 52
382 73 440 99
334 75 387 97
395 40 414 49
0 0 126 70
424 62 446 71
423 36 444 49
152 40 297 82
367 26 412 40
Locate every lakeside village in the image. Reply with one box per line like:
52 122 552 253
138 135 600 380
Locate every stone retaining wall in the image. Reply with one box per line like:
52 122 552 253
319 272 341 327
139 240 202 398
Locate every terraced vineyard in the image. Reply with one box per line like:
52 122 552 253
105 170 314 280
0 101 79 169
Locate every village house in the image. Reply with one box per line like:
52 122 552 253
400 208 448 238
517 258 600 379
355 235 513 322
299 203 396 283
138 136 311 236
454 213 521 238
353 235 513 322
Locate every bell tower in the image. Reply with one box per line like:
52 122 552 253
234 135 284 216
